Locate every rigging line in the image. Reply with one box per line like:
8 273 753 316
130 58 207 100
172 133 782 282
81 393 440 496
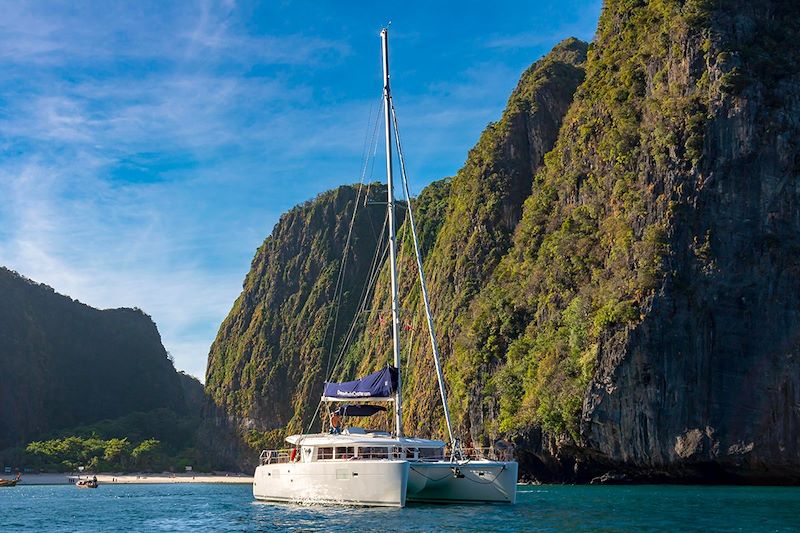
362 237 389 314
325 184 363 354
395 204 410 283
329 231 389 375
364 96 384 234
365 97 383 200
322 96 383 380
305 245 389 436
312 99 382 432
325 236 389 389
304 212 390 435
351 209 388 326
358 99 377 176
323 178 366 379
404 305 419 369
390 102 455 446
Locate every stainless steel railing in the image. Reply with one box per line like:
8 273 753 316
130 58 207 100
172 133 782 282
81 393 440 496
259 449 292 465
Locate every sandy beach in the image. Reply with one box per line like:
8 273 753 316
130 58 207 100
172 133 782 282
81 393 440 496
13 472 253 485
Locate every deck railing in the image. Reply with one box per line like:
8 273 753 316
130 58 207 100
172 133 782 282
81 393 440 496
443 446 515 462
258 445 515 465
259 449 292 465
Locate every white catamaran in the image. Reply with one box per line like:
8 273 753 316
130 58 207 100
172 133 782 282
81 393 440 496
252 27 518 508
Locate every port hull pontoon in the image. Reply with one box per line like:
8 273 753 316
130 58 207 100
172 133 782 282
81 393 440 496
253 460 409 507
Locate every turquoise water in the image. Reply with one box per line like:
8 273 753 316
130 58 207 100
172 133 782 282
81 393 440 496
1 483 799 532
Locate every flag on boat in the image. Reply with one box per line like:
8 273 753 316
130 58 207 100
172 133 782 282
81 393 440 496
322 366 398 401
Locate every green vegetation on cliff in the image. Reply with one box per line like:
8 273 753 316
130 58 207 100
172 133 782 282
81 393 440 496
450 0 800 481
449 0 716 439
203 38 591 462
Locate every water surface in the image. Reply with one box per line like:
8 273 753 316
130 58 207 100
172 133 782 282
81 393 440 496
1 483 799 532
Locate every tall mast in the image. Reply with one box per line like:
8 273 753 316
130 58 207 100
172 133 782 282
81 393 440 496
381 27 403 438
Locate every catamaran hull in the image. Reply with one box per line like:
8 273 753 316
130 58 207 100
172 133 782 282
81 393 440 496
407 460 518 504
253 460 409 507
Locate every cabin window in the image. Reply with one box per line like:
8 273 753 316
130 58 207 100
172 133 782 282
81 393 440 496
335 446 355 459
419 447 444 460
317 447 334 460
359 446 389 459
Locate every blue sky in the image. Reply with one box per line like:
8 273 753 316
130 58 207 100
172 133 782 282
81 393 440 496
0 0 602 380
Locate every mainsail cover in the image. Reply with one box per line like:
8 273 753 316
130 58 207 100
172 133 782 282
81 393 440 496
323 366 398 401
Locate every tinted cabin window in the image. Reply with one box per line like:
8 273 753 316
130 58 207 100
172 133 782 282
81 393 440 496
419 447 444 460
318 447 333 460
359 446 389 459
335 446 354 459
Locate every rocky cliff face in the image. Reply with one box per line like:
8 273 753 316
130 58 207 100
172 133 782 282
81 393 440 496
453 0 800 482
203 39 589 467
578 0 800 482
0 268 192 449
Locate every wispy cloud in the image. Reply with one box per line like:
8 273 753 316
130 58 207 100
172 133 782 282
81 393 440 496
0 1 350 67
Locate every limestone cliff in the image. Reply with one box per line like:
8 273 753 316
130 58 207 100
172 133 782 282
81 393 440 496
202 39 589 468
454 0 800 482
343 38 589 439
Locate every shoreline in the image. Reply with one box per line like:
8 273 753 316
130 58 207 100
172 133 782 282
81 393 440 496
12 472 253 486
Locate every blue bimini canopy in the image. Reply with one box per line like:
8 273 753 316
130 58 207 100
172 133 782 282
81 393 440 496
335 404 387 417
322 366 398 402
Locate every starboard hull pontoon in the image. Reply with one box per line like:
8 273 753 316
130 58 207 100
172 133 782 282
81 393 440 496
407 460 518 504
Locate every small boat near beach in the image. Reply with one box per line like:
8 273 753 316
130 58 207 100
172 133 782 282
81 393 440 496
0 472 21 487
76 476 98 489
